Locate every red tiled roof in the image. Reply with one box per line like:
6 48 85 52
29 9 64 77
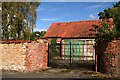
44 19 112 38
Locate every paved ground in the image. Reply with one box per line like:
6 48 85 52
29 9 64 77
1 68 116 79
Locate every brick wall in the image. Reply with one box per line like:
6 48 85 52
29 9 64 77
0 43 26 72
0 39 48 72
96 39 120 77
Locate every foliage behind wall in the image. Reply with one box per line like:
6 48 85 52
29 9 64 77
2 2 40 40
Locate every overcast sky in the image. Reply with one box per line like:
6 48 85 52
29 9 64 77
34 2 116 31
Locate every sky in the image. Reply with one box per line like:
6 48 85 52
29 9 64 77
34 2 116 31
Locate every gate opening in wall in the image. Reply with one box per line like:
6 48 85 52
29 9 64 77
48 39 96 70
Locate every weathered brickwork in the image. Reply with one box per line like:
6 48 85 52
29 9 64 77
96 39 120 77
0 39 48 72
0 43 26 72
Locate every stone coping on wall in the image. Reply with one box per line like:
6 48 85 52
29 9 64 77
0 40 31 44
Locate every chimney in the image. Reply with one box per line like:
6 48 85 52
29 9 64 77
108 18 114 25
108 18 114 32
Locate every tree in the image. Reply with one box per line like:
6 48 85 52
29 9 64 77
0 2 2 40
30 31 46 40
2 2 40 40
96 1 120 41
39 31 46 38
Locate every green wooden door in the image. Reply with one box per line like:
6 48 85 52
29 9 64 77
64 39 70 56
72 40 84 57
64 39 84 57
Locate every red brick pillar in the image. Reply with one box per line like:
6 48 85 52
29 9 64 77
42 43 48 69
97 40 120 77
